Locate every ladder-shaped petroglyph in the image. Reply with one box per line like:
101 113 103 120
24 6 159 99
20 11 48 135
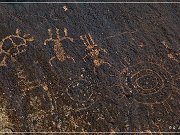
15 63 48 96
44 28 75 66
0 29 34 67
161 41 180 63
0 29 52 99
0 29 42 96
16 64 56 132
16 63 55 116
80 33 111 73
0 29 55 131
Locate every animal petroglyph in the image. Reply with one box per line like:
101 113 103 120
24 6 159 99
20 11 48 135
44 28 75 66
0 29 44 98
0 29 34 67
80 33 111 73
0 29 51 99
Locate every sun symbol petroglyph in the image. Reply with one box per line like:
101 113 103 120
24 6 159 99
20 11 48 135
65 71 97 112
66 79 94 103
44 27 75 66
120 61 173 105
0 29 34 67
119 54 180 132
80 33 111 73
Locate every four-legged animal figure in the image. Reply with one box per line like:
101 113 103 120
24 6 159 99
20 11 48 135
0 29 34 66
44 28 75 67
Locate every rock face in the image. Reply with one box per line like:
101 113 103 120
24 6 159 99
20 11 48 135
0 2 179 133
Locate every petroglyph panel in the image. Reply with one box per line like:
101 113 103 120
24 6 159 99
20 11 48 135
0 3 179 133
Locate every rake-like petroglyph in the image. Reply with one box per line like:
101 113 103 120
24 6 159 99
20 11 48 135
161 41 180 63
80 33 111 73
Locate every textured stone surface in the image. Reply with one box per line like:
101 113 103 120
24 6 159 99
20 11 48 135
0 2 179 134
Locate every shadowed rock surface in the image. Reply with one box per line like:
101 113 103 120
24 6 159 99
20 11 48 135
0 1 179 134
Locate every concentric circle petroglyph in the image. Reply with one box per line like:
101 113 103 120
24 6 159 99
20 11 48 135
121 62 173 104
66 79 94 103
65 75 97 111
